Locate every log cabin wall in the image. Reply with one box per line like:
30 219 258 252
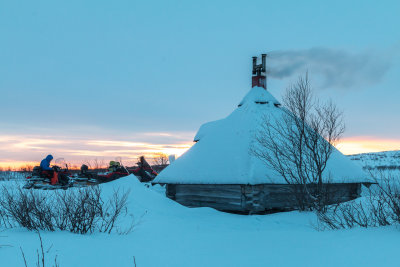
166 183 362 214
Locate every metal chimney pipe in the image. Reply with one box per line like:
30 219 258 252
252 56 257 75
261 54 266 72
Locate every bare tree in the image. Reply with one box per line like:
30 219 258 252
18 164 33 173
252 73 345 210
82 158 107 171
152 153 169 166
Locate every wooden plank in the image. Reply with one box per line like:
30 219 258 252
244 184 265 194
174 185 241 195
175 192 242 200
171 184 246 212
166 184 176 200
175 188 242 195
176 184 241 190
176 199 244 211
175 195 242 204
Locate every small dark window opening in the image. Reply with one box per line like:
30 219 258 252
255 101 268 104
274 103 281 107
238 104 242 107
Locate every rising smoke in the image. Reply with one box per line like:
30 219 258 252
266 47 393 89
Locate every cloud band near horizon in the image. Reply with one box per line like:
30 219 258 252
1 132 400 169
0 132 195 169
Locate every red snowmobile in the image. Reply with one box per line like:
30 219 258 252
77 156 158 183
127 156 158 182
24 160 73 190
75 161 130 184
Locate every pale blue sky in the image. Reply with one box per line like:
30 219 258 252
0 0 399 165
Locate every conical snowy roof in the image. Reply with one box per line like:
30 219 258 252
154 87 368 185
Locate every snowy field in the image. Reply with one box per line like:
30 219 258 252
348 150 400 170
0 171 27 181
0 175 399 267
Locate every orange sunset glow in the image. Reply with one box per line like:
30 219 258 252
0 133 194 170
337 137 400 155
1 134 399 170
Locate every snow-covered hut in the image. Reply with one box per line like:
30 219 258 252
154 55 370 213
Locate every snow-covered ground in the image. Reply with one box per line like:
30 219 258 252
0 171 27 181
0 175 399 267
348 150 400 170
348 150 400 180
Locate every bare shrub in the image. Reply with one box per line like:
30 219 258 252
0 187 52 230
252 73 345 211
99 189 130 234
20 231 60 267
0 185 131 234
317 173 400 229
0 171 18 181
317 201 374 229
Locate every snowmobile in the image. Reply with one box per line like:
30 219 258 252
23 162 127 190
23 158 92 190
23 164 121 190
23 157 158 190
74 161 130 184
127 156 158 182
76 157 158 183
23 164 73 190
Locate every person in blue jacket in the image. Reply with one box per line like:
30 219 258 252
38 155 69 185
40 155 53 171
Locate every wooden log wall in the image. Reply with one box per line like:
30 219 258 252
166 183 363 214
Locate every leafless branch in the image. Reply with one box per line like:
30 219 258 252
252 73 345 210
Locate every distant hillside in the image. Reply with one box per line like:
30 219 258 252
348 150 400 171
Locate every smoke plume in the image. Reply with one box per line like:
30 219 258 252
266 47 393 89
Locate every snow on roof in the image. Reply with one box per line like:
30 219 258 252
238 86 281 107
194 87 279 142
154 87 369 185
